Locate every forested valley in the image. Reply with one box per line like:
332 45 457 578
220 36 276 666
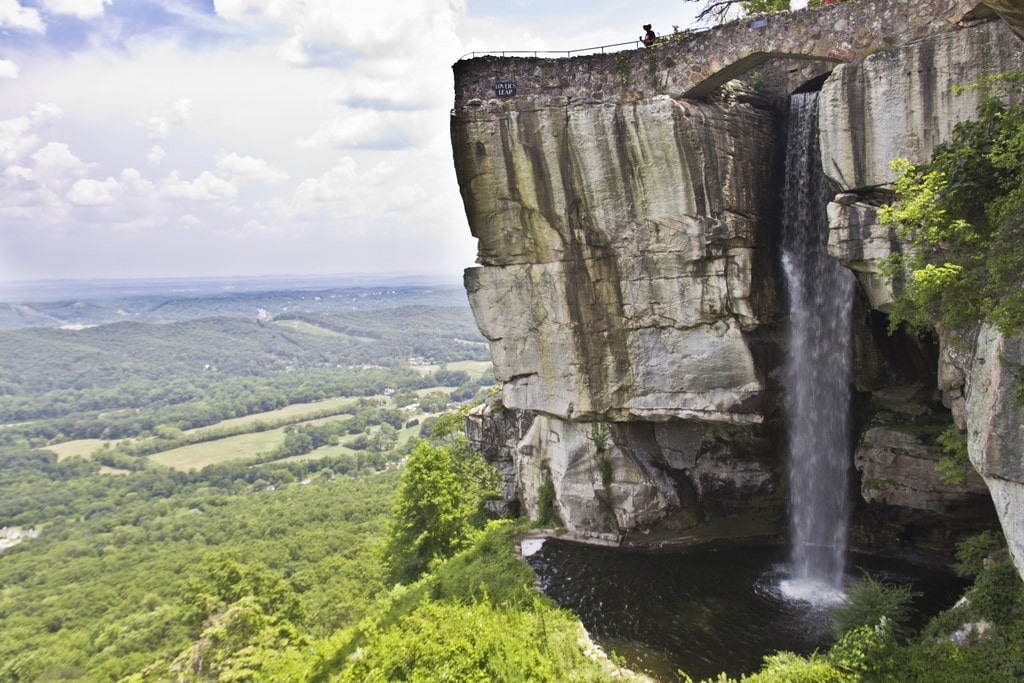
0 284 618 682
4 258 1024 681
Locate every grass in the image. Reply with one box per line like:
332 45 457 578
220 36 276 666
410 360 491 376
149 429 289 470
43 377 482 472
184 396 361 434
271 319 344 336
301 520 633 682
46 438 109 461
276 442 358 464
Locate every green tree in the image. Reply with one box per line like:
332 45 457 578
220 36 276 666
128 596 308 683
179 553 302 628
880 71 1024 340
429 402 501 526
686 0 789 24
382 441 470 583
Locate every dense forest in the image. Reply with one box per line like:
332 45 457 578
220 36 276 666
0 304 490 444
0 280 636 680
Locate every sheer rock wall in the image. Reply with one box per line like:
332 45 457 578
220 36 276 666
455 89 787 539
453 9 1019 557
820 20 1024 565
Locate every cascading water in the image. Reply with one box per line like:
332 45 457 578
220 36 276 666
779 91 856 603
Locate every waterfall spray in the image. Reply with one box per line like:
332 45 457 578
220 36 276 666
779 92 855 603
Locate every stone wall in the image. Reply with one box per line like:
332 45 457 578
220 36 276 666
453 0 982 106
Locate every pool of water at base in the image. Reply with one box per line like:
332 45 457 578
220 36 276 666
526 542 966 682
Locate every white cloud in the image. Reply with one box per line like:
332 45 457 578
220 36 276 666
147 144 166 165
120 167 154 193
160 170 237 201
141 98 193 140
68 176 120 205
293 156 358 204
0 104 60 165
0 60 19 79
277 35 306 65
214 0 464 66
31 102 62 123
215 151 288 183
41 0 110 20
30 142 92 187
0 0 44 33
213 0 274 21
0 116 38 164
0 0 483 280
299 109 414 150
4 165 31 182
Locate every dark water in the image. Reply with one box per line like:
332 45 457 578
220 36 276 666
527 541 965 682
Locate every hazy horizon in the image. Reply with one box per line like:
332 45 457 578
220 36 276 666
0 270 469 302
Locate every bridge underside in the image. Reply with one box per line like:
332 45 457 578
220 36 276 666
684 52 843 99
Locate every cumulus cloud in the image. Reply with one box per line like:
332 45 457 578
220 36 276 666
0 116 38 164
0 0 44 33
0 0 482 279
0 104 60 165
147 145 166 165
160 170 237 201
293 156 358 204
214 0 463 65
30 142 93 188
215 151 288 183
141 98 193 140
68 177 120 205
120 167 154 194
0 60 19 79
299 109 415 150
3 165 31 183
31 102 61 123
42 0 110 19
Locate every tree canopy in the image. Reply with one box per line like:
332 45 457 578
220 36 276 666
880 71 1024 341
685 0 832 25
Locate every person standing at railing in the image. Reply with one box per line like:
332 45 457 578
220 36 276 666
641 24 656 46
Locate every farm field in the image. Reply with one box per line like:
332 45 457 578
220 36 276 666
411 359 492 376
148 428 293 470
45 438 108 461
181 395 359 434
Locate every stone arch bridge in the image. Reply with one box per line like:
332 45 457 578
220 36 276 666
454 0 999 105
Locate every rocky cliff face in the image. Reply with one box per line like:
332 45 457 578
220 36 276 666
820 19 1024 566
453 11 1020 560
457 92 781 424
455 88 787 539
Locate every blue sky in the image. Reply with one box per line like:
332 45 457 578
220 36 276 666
0 0 704 283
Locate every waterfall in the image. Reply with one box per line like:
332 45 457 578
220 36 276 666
780 91 855 602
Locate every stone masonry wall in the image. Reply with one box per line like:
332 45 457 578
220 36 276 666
453 0 982 106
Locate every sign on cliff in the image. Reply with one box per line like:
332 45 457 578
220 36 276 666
494 82 516 97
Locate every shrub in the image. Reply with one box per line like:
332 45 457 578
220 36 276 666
535 472 561 528
827 572 920 638
954 530 1006 578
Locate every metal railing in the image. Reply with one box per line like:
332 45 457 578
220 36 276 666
456 28 711 62
457 39 643 61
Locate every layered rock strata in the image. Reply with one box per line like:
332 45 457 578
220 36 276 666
454 10 1017 557
821 20 1022 564
456 88 786 537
